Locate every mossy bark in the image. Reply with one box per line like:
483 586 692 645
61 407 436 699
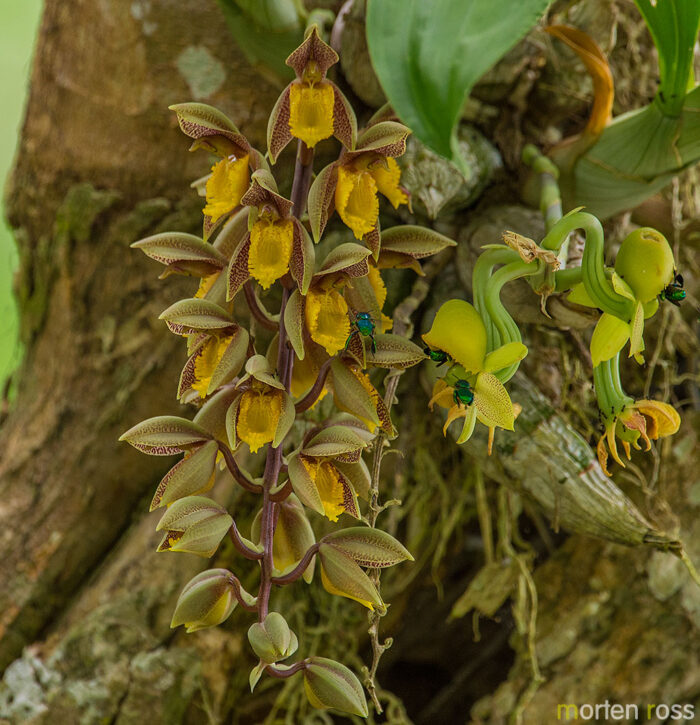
1 1 698 724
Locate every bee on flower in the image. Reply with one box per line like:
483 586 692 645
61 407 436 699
422 299 528 452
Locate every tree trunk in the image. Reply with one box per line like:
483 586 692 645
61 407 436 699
1 1 698 723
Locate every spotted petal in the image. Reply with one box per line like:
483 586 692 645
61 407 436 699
474 373 514 431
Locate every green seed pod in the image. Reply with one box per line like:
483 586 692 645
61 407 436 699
247 612 298 663
303 657 369 717
614 227 675 303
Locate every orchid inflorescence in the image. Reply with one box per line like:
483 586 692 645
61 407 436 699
121 25 461 717
119 23 684 719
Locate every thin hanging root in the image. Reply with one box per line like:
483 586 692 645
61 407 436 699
496 487 545 725
678 548 700 589
475 466 495 565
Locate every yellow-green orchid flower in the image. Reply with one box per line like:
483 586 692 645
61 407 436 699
569 227 675 366
597 398 681 476
422 300 527 452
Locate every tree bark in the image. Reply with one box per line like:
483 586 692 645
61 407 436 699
1 1 698 724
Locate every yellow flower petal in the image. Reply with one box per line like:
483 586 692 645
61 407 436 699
202 155 250 223
305 287 351 355
370 157 408 209
290 354 326 403
367 264 387 308
301 458 345 522
289 81 335 148
474 372 515 431
590 313 630 367
567 282 597 307
335 165 379 239
236 388 283 453
634 400 681 439
429 379 454 411
483 342 528 374
628 301 645 364
192 335 233 398
248 218 294 289
422 299 487 374
195 272 220 299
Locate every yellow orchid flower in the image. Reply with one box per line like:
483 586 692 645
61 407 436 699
298 457 359 522
229 355 295 453
307 122 411 245
237 386 285 453
423 300 527 451
569 228 675 366
268 26 356 161
202 155 251 224
597 399 681 476
335 156 408 239
227 170 314 299
305 285 351 356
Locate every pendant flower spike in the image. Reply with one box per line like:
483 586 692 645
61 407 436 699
227 169 314 297
423 300 527 452
267 25 357 161
169 103 267 238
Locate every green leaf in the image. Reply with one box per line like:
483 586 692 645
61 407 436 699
366 0 551 170
217 0 303 87
634 0 700 116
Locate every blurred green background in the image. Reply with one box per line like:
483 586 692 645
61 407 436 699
0 1 43 389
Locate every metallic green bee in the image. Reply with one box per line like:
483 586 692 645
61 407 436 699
423 346 451 366
452 379 474 407
345 311 377 353
659 272 686 307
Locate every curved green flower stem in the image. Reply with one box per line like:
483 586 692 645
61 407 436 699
266 660 309 678
228 573 259 613
540 212 630 320
218 442 263 494
294 357 332 413
270 543 320 585
257 141 314 623
593 354 633 422
484 260 539 382
553 265 584 292
244 281 278 330
472 247 519 350
522 144 567 301
229 521 264 560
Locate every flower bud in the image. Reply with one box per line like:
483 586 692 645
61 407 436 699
303 657 368 717
171 569 237 633
247 612 298 663
614 228 675 302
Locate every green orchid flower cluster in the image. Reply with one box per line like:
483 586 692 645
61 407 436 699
119 25 463 718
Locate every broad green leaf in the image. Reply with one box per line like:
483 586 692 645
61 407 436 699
634 0 700 116
302 426 367 458
366 0 551 170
